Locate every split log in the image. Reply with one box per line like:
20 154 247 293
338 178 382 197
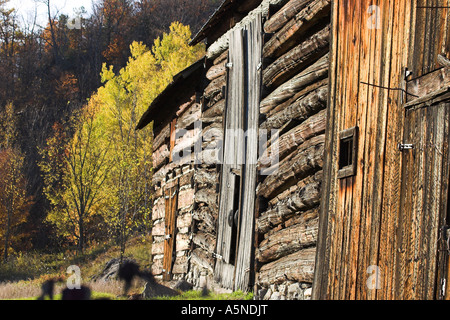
195 188 218 209
268 78 328 118
172 255 189 275
152 161 177 187
204 74 227 99
193 206 217 234
177 212 193 229
268 170 322 206
152 220 165 236
201 123 223 143
173 128 201 156
191 248 214 273
153 144 170 171
206 60 227 81
176 233 191 252
264 0 311 33
179 170 194 187
151 258 163 276
260 53 328 114
257 247 316 286
152 240 164 255
194 168 219 187
263 25 330 89
257 213 318 263
152 197 165 220
176 96 195 116
257 173 322 234
193 231 216 253
213 49 229 65
202 99 225 122
260 85 327 130
177 102 202 129
153 123 171 152
260 109 326 165
178 188 195 210
263 0 331 59
257 135 324 199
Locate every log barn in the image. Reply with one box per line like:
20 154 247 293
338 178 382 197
313 0 450 300
137 0 331 299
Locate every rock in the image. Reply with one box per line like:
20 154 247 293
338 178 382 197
91 258 137 282
142 280 180 299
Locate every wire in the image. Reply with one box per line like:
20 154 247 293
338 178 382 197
360 81 419 98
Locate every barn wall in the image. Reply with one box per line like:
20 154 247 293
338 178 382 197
313 0 421 300
151 95 201 282
254 0 331 300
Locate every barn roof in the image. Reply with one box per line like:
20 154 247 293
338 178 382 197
136 58 206 131
190 0 262 47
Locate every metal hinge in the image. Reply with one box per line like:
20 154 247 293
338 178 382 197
226 62 233 68
257 62 262 71
398 143 414 151
212 252 223 261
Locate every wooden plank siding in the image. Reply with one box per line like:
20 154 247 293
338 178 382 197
234 13 263 292
314 0 450 300
214 27 245 290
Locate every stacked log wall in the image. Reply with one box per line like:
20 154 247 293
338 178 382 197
254 0 331 300
151 94 200 281
185 52 227 290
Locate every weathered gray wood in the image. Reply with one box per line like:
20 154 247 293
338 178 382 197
257 173 322 234
153 123 171 152
195 188 218 210
193 206 217 234
260 53 328 114
406 67 450 102
234 13 263 292
177 102 202 129
264 0 311 33
215 26 246 290
259 109 326 166
206 60 227 81
194 168 219 187
263 25 330 89
176 96 195 116
260 85 327 130
191 248 214 273
193 231 216 253
263 0 331 58
153 143 170 171
213 49 229 66
202 100 225 123
257 212 318 263
204 74 227 99
257 135 324 199
257 247 316 286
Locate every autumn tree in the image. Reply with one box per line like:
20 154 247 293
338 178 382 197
89 22 204 258
39 107 110 253
0 103 33 262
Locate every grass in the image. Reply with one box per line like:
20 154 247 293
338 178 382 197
0 236 253 300
155 290 254 301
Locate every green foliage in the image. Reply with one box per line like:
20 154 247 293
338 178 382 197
39 21 205 253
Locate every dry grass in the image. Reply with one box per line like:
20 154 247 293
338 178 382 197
0 281 41 300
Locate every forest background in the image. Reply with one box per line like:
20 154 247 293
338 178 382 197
0 0 219 265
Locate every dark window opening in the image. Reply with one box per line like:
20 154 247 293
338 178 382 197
229 173 241 265
338 126 358 179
